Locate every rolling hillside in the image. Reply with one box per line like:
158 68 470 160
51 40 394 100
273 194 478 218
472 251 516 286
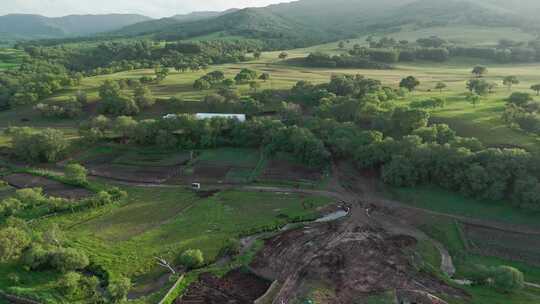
104 0 540 48
0 13 151 40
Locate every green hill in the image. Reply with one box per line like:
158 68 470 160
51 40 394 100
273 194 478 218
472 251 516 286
0 13 151 40
105 0 540 48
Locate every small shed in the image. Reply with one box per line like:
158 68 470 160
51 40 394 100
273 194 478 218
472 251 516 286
195 113 246 122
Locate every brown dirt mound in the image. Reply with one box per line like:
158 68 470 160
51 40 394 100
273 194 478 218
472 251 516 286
250 221 467 304
2 173 93 199
175 269 271 304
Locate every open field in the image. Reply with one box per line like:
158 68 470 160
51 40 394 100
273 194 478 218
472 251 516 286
30 185 333 296
0 48 24 70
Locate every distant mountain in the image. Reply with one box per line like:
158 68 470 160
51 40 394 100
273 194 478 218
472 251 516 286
112 9 239 37
110 0 539 47
0 14 151 39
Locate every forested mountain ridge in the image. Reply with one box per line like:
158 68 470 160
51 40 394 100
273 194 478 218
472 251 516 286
111 10 239 37
105 0 540 48
0 13 151 40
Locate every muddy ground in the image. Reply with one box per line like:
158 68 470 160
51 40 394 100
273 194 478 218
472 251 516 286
250 215 467 304
2 173 93 199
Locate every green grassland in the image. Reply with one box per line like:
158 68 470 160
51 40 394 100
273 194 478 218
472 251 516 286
0 48 25 70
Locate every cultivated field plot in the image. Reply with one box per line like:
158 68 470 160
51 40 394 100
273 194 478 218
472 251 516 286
74 145 191 183
170 148 262 184
463 223 540 266
260 156 323 184
2 173 92 199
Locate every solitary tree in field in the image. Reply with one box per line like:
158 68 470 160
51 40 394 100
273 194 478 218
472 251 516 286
472 66 488 78
259 73 270 82
435 82 447 93
253 50 262 59
400 76 420 92
503 76 519 91
278 52 289 60
466 92 481 108
338 41 345 49
467 79 489 95
530 84 540 96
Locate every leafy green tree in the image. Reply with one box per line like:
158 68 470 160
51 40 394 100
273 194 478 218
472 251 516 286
65 164 88 185
493 266 525 293
108 276 132 303
0 198 23 217
0 227 31 262
503 76 519 91
435 82 447 93
466 92 481 108
399 76 420 92
114 116 138 141
235 68 258 84
134 85 155 109
15 188 45 207
99 80 139 116
58 272 82 297
530 84 540 96
7 127 68 163
154 66 169 82
50 247 90 273
193 79 211 90
338 41 345 49
179 249 204 270
222 78 235 88
507 92 533 107
253 51 262 59
467 79 489 95
472 66 488 78
259 73 271 82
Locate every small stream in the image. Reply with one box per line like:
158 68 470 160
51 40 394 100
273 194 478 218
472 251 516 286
279 208 350 232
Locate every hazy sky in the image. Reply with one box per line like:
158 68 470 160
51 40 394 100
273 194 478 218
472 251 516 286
0 0 292 18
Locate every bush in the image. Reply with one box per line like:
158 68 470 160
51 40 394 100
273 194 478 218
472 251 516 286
507 92 533 107
108 276 132 303
58 272 82 296
218 238 241 258
50 247 90 273
65 163 88 185
7 127 69 163
179 249 204 270
493 266 525 292
0 227 31 262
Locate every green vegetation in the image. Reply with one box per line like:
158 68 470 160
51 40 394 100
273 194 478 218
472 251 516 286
2 1 540 302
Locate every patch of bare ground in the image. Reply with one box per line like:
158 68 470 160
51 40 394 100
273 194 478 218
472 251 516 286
175 268 271 304
2 173 92 199
250 217 467 304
